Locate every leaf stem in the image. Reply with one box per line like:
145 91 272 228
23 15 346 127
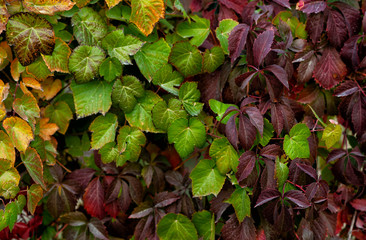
56 159 71 173
347 210 357 240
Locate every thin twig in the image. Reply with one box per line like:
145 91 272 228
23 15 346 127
56 159 71 173
347 210 357 240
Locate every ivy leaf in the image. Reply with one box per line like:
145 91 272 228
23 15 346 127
99 57 122 82
3 116 34 152
23 0 75 15
102 30 143 65
321 123 342 149
13 93 40 124
42 37 71 73
152 64 183 95
209 137 239 175
283 123 311 160
21 148 46 189
192 211 215 240
71 7 108 46
71 80 113 118
117 125 146 164
6 12 55 66
203 46 225 73
216 19 239 54
135 39 171 81
83 177 105 219
27 184 43 214
125 90 163 133
168 118 206 158
89 113 118 150
209 99 238 124
152 98 187 131
169 41 202 77
225 188 251 223
179 82 204 116
0 131 15 164
157 213 198 240
130 0 165 36
69 45 105 83
177 15 210 46
44 101 73 134
275 157 289 190
111 75 144 113
190 159 225 197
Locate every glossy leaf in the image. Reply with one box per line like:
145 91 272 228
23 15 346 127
236 151 256 182
177 15 210 46
21 147 46 189
3 116 33 152
157 213 198 240
152 63 183 95
23 0 75 15
169 41 202 77
152 98 187 131
228 24 249 63
209 137 239 175
283 123 311 160
89 113 118 150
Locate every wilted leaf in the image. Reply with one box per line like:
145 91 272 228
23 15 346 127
35 77 62 100
210 137 239 175
42 37 71 73
283 123 311 160
157 213 198 240
27 184 43 214
44 101 73 134
21 147 46 189
169 41 202 77
177 15 210 46
89 113 118 150
23 0 75 15
3 116 33 152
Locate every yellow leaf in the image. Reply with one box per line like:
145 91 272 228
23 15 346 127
35 77 62 100
0 1 10 35
39 118 59 141
0 79 9 102
22 77 42 91
3 116 34 152
10 58 25 82
0 130 15 165
23 0 75 15
0 102 5 121
105 0 122 8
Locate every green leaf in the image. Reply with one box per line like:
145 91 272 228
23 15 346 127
102 30 143 65
65 133 90 157
275 157 289 190
169 41 202 77
44 101 73 134
25 57 52 81
259 118 274 146
216 19 239 54
225 188 251 223
125 90 163 133
190 159 226 197
152 64 183 96
203 46 225 73
168 117 206 158
71 80 113 118
1 195 25 231
0 159 20 199
13 93 40 124
208 99 238 124
283 123 311 160
192 211 215 240
71 7 108 46
27 184 43 215
99 57 122 82
42 37 71 73
209 137 239 175
157 213 198 240
0 131 15 164
89 113 118 150
99 142 119 164
6 12 55 66
177 15 210 46
3 116 34 152
135 39 171 81
321 123 342 149
179 82 204 116
117 125 146 164
111 76 144 113
21 147 46 189
152 98 187 131
68 45 105 83
31 136 58 165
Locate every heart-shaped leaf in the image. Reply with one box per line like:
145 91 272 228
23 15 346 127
169 41 202 77
283 123 311 160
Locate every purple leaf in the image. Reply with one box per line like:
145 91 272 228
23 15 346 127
238 115 257 150
284 190 311 208
65 168 96 190
363 14 366 33
297 53 318 84
241 1 257 25
88 218 109 240
306 13 325 44
154 191 180 208
296 163 317 180
265 65 289 89
255 189 281 208
332 2 361 37
326 149 347 163
273 0 290 8
298 1 326 14
219 0 247 14
271 103 284 136
244 106 263 136
83 177 105 219
123 175 143 204
350 199 366 211
235 71 257 90
221 215 257 240
236 151 257 182
334 81 359 97
129 201 154 219
253 29 274 67
226 114 239 149
240 97 258 108
210 184 234 222
142 165 154 188
352 93 366 137
228 24 250 63
105 178 122 204
259 144 283 160
326 9 348 48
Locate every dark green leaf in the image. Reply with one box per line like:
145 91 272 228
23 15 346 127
99 57 122 82
169 41 202 77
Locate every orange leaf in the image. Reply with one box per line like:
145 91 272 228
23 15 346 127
0 79 9 102
22 77 42 91
0 0 10 35
35 77 62 100
39 118 59 141
3 116 34 152
73 0 91 8
10 58 25 82
0 130 15 165
23 0 75 15
0 102 5 121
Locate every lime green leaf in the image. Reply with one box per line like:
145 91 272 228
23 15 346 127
321 123 342 149
25 57 52 81
69 45 105 83
130 0 165 36
111 76 144 113
6 12 55 66
99 142 119 164
152 98 187 131
89 113 118 150
275 157 289 190
174 0 189 20
216 19 239 54
203 46 225 73
99 57 122 82
208 99 238 124
71 7 108 46
152 64 183 95
259 118 274 146
169 41 202 77
44 101 73 134
42 37 71 73
102 30 143 65
13 93 40 124
210 137 239 175
27 184 43 214
168 117 206 158
135 39 171 81
283 123 311 160
192 211 215 240
177 15 210 46
21 147 46 189
23 0 75 15
71 80 113 118
225 188 251 223
190 159 225 197
0 131 15 164
157 213 198 240
125 90 163 133
117 125 146 164
179 82 204 116
3 116 34 152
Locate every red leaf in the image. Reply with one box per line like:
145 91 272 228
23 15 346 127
228 24 250 63
255 189 281 208
298 1 326 14
271 102 284 135
350 199 366 211
326 149 347 163
313 48 347 89
221 215 257 240
326 9 348 48
83 177 105 219
238 114 256 150
235 71 257 90
284 190 311 208
65 168 96 190
253 29 274 67
226 114 239 149
236 151 256 182
265 64 289 89
306 13 325 44
296 163 317 180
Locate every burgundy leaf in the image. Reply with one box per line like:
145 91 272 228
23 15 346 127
334 81 359 97
123 175 143 204
296 163 317 180
154 191 180 208
238 115 257 150
255 189 281 208
298 1 326 14
332 2 361 36
46 183 77 218
49 164 64 183
284 190 311 208
341 35 361 69
352 93 366 137
226 114 239 149
313 47 347 89
190 0 202 12
326 9 348 48
306 13 325 44
228 24 250 63
241 1 257 25
65 168 96 190
345 158 365 186
244 106 263 136
236 151 257 182
142 165 154 188
219 0 247 14
265 64 289 89
60 211 88 226
259 144 282 160
253 29 274 67
235 70 257 90
297 84 320 104
129 201 154 219
363 14 366 33
104 200 119 218
210 184 234 222
240 97 258 108
326 149 347 163
350 199 366 211
271 102 284 135
118 180 132 212
83 177 105 219
88 218 109 240
273 0 290 9
296 50 318 84
221 215 257 240
105 178 122 204
260 160 277 190
273 204 293 233
165 171 183 187
218 4 238 22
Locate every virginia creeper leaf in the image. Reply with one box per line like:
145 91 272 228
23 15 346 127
3 116 33 152
89 113 118 150
236 151 256 182
157 213 198 240
169 41 202 77
253 29 274 67
275 157 289 189
283 123 311 160
83 178 105 219
209 99 238 124
228 24 249 63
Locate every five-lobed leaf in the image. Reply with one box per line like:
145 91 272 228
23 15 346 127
283 123 311 160
89 113 118 150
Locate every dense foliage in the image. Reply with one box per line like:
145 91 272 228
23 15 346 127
0 0 365 239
